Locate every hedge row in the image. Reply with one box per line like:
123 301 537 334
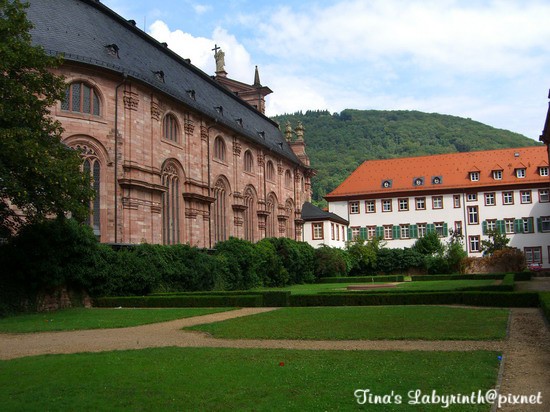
290 292 540 307
94 295 263 308
148 291 291 307
318 275 405 283
540 292 550 325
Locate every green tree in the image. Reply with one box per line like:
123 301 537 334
0 0 93 237
481 229 510 256
412 231 444 256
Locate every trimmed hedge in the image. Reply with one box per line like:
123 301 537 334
94 295 263 308
540 292 550 325
148 291 291 307
318 275 404 283
410 274 508 281
289 292 540 307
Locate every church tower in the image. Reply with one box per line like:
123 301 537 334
212 45 273 114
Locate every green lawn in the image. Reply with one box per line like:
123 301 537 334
0 308 232 333
254 279 498 295
187 306 509 340
0 347 500 411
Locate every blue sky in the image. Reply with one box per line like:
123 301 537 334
103 0 550 141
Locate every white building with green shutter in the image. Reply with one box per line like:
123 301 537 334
325 146 550 268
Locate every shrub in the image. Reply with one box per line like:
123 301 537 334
346 237 379 276
263 238 316 284
412 231 444 256
314 245 350 278
215 237 261 290
255 239 289 287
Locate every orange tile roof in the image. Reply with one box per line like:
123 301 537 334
326 146 549 199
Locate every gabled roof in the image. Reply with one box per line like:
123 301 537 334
26 0 303 166
326 146 548 200
301 202 348 225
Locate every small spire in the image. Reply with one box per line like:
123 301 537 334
253 65 262 87
295 121 304 141
284 121 293 141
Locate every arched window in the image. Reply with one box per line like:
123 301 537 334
163 114 179 142
266 193 277 238
243 186 256 242
266 160 275 181
61 82 101 116
244 150 254 173
285 170 292 188
82 157 101 237
214 136 226 162
213 178 228 243
285 199 294 239
162 163 180 244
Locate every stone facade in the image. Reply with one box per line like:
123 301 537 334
52 64 311 247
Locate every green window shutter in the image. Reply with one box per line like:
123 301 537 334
347 228 352 240
528 218 534 233
443 223 448 237
515 219 522 234
497 220 505 233
393 225 400 239
410 224 418 238
427 223 435 233
482 221 487 235
360 227 367 240
537 217 542 233
376 226 384 238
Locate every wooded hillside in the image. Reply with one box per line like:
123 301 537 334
271 109 541 206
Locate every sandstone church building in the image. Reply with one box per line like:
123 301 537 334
27 0 313 248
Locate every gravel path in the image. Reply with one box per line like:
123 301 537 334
0 306 548 411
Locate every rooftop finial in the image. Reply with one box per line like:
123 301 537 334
212 44 226 74
253 65 261 87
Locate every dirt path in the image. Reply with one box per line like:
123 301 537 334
0 307 548 411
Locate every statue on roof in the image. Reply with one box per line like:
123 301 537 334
212 44 225 73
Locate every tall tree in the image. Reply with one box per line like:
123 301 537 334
0 0 92 237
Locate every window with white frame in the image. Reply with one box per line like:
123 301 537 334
469 236 481 253
469 171 480 181
484 192 496 206
382 199 392 212
486 219 497 232
415 197 426 210
453 194 461 208
351 227 360 240
516 168 526 178
349 201 359 214
520 190 532 204
492 170 503 180
432 196 443 209
365 200 376 213
522 217 534 233
383 225 393 239
435 222 444 237
398 198 409 211
367 226 376 240
504 218 515 234
417 223 427 238
400 224 410 239
539 167 549 176
467 206 479 224
312 223 324 240
524 247 542 264
502 191 514 205
454 221 462 235
539 189 549 203
467 193 477 202
331 223 335 240
541 216 550 232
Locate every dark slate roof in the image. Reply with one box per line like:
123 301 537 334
26 0 304 166
301 202 348 225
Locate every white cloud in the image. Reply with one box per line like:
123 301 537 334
147 21 254 80
193 4 211 15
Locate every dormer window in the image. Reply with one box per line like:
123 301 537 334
413 177 424 186
539 166 549 177
432 176 442 185
382 180 392 188
516 168 526 178
492 170 503 180
469 172 480 182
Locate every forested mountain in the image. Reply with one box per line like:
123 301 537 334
271 109 541 206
